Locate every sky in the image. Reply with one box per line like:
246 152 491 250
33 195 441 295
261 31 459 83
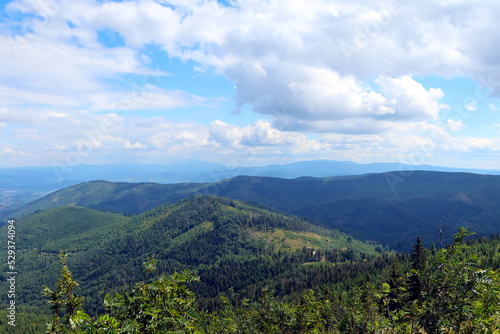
1 0 500 170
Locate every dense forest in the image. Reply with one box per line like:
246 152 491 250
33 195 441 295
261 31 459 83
1 227 499 333
0 196 384 312
0 191 499 332
0 195 389 332
4 171 500 251
1 174 500 332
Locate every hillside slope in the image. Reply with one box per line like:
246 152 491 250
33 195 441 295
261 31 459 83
1 195 382 314
5 171 500 251
213 172 500 250
2 180 205 218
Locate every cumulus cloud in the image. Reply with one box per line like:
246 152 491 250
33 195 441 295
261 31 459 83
2 1 496 118
2 0 500 167
124 141 147 150
223 64 447 133
208 120 313 147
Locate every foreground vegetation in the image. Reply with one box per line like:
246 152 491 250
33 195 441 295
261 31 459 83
29 228 499 333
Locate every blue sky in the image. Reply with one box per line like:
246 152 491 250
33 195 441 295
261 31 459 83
1 0 500 169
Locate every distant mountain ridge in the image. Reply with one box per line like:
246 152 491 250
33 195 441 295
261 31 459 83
1 159 498 189
240 160 500 178
1 159 498 212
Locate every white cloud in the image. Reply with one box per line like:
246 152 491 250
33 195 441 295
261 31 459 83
89 85 206 112
445 119 465 132
465 101 477 112
208 120 312 147
374 76 444 120
240 121 307 147
0 102 495 167
208 120 243 147
2 0 500 167
2 0 495 120
0 148 30 156
218 63 447 133
124 141 147 150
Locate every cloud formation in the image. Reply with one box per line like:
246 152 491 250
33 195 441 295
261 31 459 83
0 0 499 167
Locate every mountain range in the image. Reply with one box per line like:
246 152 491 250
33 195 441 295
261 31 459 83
1 159 499 213
4 170 500 251
0 195 384 315
1 164 500 333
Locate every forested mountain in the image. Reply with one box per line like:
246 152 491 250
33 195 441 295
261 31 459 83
2 222 500 333
213 172 500 250
5 171 500 251
0 195 385 318
1 160 498 213
0 190 499 332
2 180 206 218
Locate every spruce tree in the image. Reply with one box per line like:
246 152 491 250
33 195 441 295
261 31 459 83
387 256 407 312
408 236 426 302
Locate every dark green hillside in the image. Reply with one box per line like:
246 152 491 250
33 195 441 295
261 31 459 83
211 172 500 250
17 206 130 252
4 227 500 333
5 171 500 251
212 172 500 213
3 180 204 218
0 195 383 317
295 196 486 251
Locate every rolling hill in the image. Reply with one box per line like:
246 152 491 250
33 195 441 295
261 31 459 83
1 195 384 315
2 180 205 218
1 159 498 212
212 172 500 250
6 170 500 251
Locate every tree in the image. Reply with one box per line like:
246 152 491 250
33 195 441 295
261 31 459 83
43 251 90 333
386 257 407 313
419 228 500 333
407 236 426 303
44 253 201 333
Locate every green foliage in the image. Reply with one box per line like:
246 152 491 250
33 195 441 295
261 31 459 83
86 271 200 333
416 228 500 333
45 254 201 334
200 228 500 333
4 181 500 334
30 228 500 334
200 288 338 334
0 306 51 333
42 251 90 333
15 206 129 252
407 235 427 303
